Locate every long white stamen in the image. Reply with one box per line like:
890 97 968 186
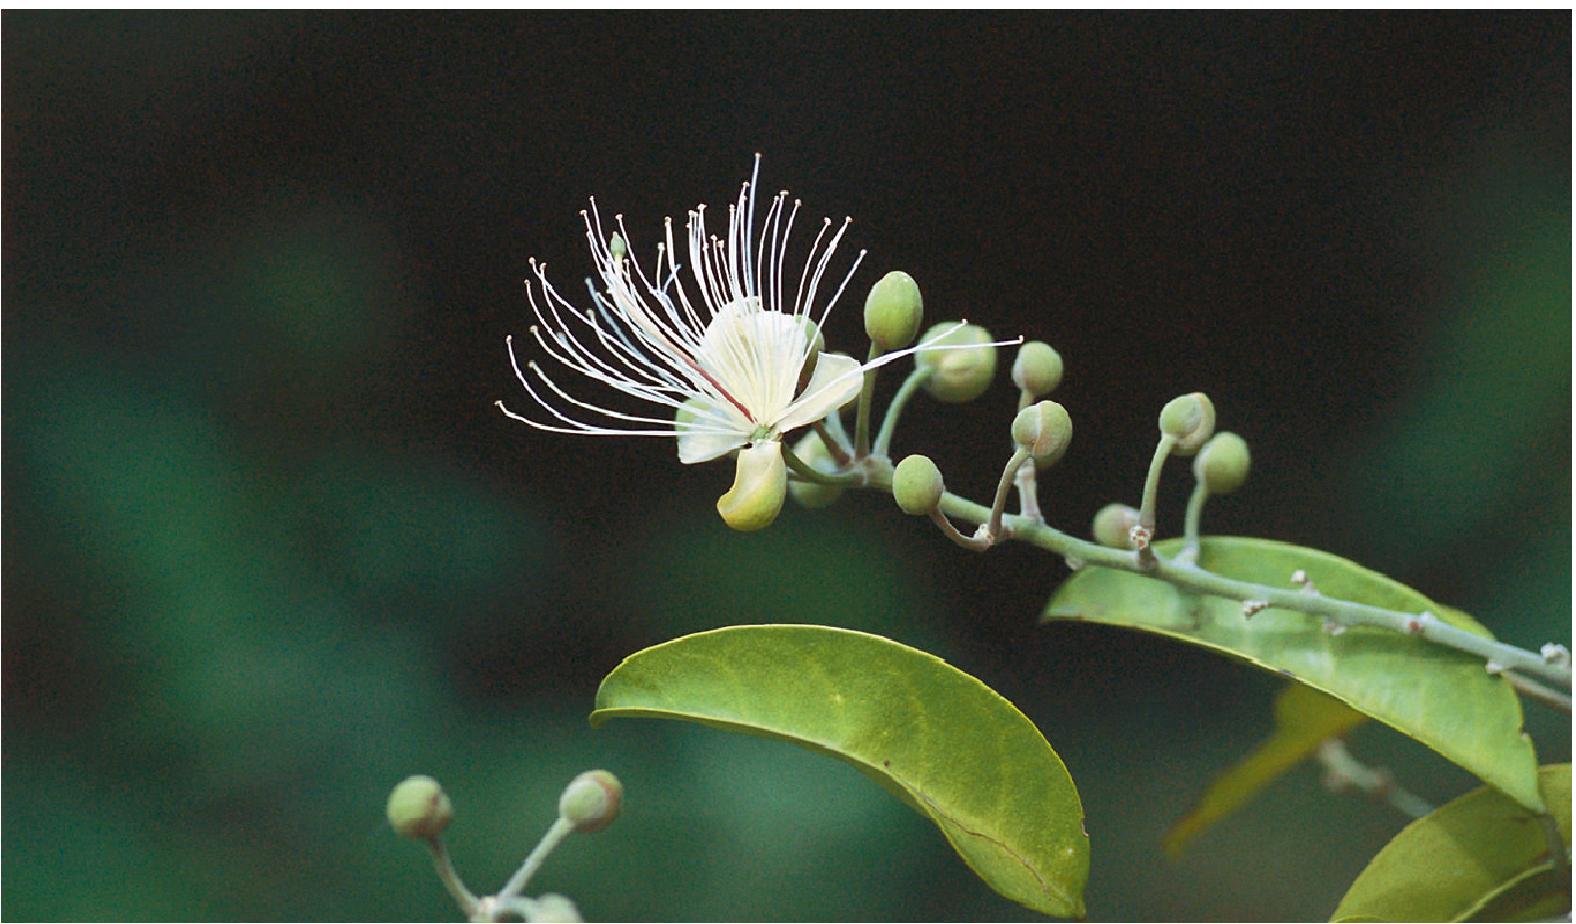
743 153 761 287
503 160 972 453
794 217 832 320
785 324 1024 424
530 270 693 399
802 217 853 323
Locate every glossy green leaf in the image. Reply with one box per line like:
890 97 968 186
1043 537 1543 813
1164 683 1366 857
1331 764 1570 922
591 625 1089 918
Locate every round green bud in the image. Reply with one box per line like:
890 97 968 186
386 775 453 840
1158 392 1216 455
717 441 788 531
793 316 826 386
1011 400 1073 467
558 769 623 834
892 454 945 515
1193 431 1251 495
915 323 997 403
863 271 924 352
787 430 845 509
1091 503 1141 550
1011 341 1064 397
795 315 827 355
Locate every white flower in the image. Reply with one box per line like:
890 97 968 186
496 158 942 464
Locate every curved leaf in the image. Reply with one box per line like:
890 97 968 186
1331 764 1570 922
1462 865 1570 922
590 625 1089 918
1164 683 1366 856
1043 537 1542 812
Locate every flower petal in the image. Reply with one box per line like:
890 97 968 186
715 440 788 531
771 352 863 435
696 299 808 424
677 428 749 464
676 398 752 463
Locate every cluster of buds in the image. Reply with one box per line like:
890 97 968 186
883 323 1072 550
386 771 623 923
1092 390 1252 554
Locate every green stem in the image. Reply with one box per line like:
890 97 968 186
857 465 1573 689
1013 387 1043 521
928 508 991 551
425 837 478 919
1014 458 1042 522
1182 481 1209 558
811 420 852 468
1504 672 1572 713
1138 434 1177 531
853 343 883 459
782 443 863 486
496 816 574 903
1314 739 1434 819
872 367 932 457
988 448 1033 541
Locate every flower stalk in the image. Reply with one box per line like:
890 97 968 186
852 459 1574 691
854 343 883 459
425 838 479 920
872 367 931 458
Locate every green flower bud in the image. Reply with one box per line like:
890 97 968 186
892 454 945 515
1011 341 1064 397
863 271 924 351
916 323 997 403
558 770 623 834
1193 431 1251 495
609 233 627 264
1010 400 1073 467
1158 392 1216 455
386 775 453 840
716 441 788 531
793 316 827 386
787 430 845 509
1092 503 1141 550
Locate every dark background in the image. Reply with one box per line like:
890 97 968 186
4 12 1569 921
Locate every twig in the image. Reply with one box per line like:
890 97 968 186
859 467 1572 691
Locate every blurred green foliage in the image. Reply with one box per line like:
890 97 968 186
5 12 1568 922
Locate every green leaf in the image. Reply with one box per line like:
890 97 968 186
1331 764 1570 922
1043 537 1543 813
1164 683 1366 857
1463 865 1570 923
590 625 1089 918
